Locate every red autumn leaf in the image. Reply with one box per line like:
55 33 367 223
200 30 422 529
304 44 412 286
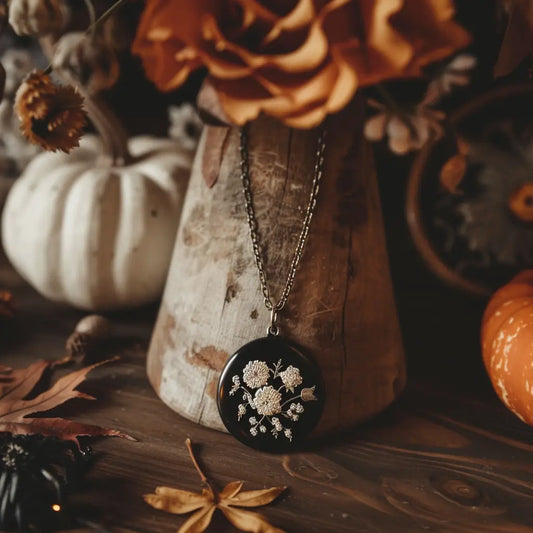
0 357 133 445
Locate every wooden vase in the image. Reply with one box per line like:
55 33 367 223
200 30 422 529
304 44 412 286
147 98 405 434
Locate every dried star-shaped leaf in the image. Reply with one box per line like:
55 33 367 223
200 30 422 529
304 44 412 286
145 438 286 533
0 357 132 445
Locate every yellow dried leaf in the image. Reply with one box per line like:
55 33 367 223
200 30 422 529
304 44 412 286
144 439 286 533
220 480 244 499
223 486 287 508
143 487 210 514
220 505 285 533
440 153 467 194
178 505 216 533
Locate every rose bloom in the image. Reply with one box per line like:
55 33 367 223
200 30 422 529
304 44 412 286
133 0 469 128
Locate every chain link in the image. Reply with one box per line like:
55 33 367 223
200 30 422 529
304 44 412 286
239 125 326 332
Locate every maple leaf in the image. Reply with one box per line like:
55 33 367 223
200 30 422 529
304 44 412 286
145 438 286 533
0 357 133 445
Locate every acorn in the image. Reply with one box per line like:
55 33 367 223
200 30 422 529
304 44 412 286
65 315 111 361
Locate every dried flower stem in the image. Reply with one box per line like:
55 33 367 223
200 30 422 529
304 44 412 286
83 94 131 165
83 0 97 35
85 0 129 36
185 438 216 499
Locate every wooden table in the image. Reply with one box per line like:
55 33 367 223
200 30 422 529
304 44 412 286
2 213 533 533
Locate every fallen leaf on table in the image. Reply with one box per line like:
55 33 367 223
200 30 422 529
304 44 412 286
145 438 286 533
0 357 133 445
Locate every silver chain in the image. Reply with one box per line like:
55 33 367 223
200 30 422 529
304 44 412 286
239 125 327 335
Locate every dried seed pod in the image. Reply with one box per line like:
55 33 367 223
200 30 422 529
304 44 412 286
52 32 120 95
8 0 69 37
65 314 111 360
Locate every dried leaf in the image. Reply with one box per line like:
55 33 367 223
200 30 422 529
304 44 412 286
178 505 217 533
439 153 467 194
145 439 286 533
219 505 285 533
223 486 287 508
144 487 210 514
0 357 132 445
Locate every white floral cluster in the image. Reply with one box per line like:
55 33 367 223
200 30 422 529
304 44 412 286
229 359 317 442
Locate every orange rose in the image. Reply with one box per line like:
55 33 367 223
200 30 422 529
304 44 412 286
133 0 469 128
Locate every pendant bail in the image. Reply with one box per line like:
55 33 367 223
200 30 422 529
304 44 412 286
268 308 279 336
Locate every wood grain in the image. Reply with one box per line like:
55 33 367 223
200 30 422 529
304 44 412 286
1 257 533 532
148 98 405 434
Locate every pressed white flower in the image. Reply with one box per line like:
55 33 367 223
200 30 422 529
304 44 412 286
237 403 246 420
254 386 282 416
279 365 303 392
232 375 240 384
250 427 258 436
295 403 304 413
301 386 317 402
249 416 257 425
242 360 270 389
272 428 279 439
168 103 203 152
291 414 299 422
259 425 267 433
284 429 293 441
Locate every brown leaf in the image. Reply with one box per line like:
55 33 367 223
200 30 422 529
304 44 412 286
220 506 285 533
178 505 217 533
439 153 467 194
145 439 286 533
220 480 244 499
144 487 211 514
224 486 287 508
0 360 49 399
201 125 230 188
0 357 132 444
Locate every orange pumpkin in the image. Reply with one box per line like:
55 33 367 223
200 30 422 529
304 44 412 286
482 271 533 424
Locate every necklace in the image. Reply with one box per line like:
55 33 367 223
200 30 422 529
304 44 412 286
217 126 326 452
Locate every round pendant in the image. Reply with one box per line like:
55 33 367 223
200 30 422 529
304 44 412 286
217 335 324 452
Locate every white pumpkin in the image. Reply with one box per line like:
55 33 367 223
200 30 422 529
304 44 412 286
2 134 192 310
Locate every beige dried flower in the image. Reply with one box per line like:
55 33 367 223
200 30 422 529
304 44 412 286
15 70 87 152
9 0 69 37
364 100 444 155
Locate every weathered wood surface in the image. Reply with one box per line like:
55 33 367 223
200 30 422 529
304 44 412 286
2 209 533 532
148 99 405 433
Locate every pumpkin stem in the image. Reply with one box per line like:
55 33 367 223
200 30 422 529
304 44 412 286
83 94 132 166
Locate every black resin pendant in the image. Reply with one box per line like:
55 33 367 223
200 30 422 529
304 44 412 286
217 335 324 452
